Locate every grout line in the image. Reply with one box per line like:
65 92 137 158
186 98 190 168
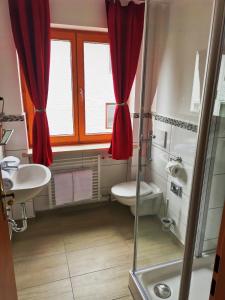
16 276 70 292
63 240 76 300
69 277 76 300
69 262 132 280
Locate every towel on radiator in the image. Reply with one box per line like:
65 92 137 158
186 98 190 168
54 172 73 205
73 169 93 202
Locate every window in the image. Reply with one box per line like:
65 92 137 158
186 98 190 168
21 29 115 146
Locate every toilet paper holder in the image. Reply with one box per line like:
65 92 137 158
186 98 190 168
169 156 182 163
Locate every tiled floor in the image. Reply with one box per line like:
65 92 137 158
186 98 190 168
12 202 183 300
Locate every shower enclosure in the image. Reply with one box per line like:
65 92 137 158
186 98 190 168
129 0 225 299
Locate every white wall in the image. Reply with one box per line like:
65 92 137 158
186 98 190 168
150 0 213 123
50 0 107 29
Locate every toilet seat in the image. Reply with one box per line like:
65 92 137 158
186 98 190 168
111 181 153 198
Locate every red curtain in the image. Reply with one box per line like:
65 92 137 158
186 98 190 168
8 0 53 166
105 0 145 160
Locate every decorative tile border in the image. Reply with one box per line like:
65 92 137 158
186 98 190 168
153 113 198 133
0 114 24 122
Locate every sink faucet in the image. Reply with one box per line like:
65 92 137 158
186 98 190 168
1 160 19 171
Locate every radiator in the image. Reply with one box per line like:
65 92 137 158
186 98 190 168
48 155 101 208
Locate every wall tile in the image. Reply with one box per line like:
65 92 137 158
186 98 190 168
130 165 137 181
170 125 197 164
167 182 190 226
150 145 169 180
101 163 128 189
203 239 218 252
213 138 225 174
33 195 50 212
5 149 29 164
148 170 167 217
209 174 225 209
215 116 225 138
152 119 172 153
148 168 167 198
170 220 187 245
132 118 140 144
205 208 223 240
100 156 128 167
131 148 139 167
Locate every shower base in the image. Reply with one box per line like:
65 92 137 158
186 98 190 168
129 255 214 300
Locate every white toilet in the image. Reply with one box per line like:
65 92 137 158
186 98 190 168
111 181 162 216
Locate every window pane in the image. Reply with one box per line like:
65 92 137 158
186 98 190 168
84 42 115 134
47 40 74 136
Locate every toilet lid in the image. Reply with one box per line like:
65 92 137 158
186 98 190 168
111 181 153 198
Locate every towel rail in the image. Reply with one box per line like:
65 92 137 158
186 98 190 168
48 155 101 208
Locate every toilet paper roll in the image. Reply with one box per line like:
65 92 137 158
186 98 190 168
1 170 14 191
166 161 182 178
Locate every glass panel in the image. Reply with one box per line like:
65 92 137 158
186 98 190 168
47 40 74 136
84 42 115 134
131 1 214 299
191 30 225 300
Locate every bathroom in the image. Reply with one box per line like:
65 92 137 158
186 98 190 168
1 0 225 299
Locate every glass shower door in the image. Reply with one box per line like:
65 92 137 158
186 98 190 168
181 0 225 298
129 0 225 299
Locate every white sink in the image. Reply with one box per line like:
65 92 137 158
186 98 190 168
10 164 51 203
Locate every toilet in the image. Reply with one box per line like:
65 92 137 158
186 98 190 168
111 181 162 216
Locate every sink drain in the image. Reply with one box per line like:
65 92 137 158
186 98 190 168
154 283 171 299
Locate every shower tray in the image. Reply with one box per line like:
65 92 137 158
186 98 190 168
129 255 214 300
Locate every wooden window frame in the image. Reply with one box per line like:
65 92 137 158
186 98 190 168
76 31 112 143
21 28 112 147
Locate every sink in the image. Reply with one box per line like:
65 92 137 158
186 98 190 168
9 164 51 203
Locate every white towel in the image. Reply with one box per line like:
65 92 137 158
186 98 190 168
1 170 13 191
73 170 93 202
54 173 73 205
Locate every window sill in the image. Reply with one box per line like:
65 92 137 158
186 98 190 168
27 143 110 155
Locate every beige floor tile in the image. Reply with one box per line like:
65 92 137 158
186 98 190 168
17 279 74 300
64 224 127 252
12 203 183 299
71 264 131 300
67 241 132 277
132 220 183 268
14 253 69 290
58 205 114 231
13 234 65 261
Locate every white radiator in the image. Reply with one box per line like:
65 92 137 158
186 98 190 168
48 155 101 208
